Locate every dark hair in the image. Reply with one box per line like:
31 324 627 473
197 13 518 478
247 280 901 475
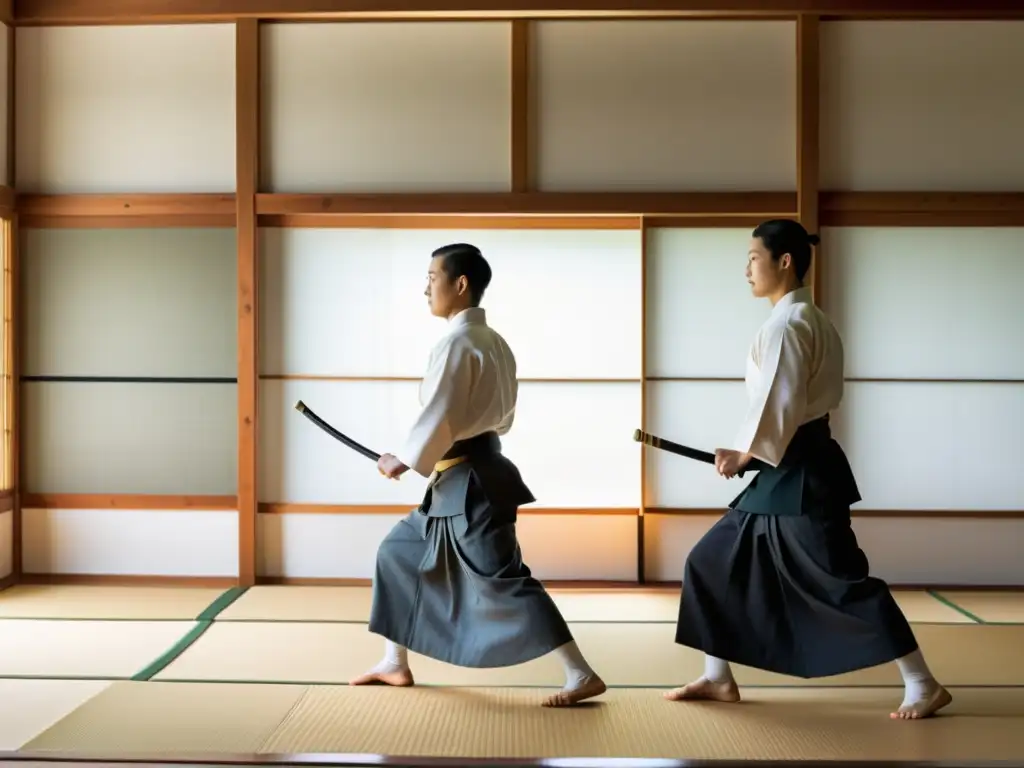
432 243 492 306
751 219 819 283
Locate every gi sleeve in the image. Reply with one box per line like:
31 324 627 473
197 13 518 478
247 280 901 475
396 339 477 477
732 316 812 467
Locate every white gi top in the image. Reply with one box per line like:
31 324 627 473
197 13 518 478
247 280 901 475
733 286 845 467
397 307 518 477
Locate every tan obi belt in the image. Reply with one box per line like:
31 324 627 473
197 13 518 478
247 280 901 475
426 455 469 486
434 455 468 473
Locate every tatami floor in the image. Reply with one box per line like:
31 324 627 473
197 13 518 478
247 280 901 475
0 584 1022 762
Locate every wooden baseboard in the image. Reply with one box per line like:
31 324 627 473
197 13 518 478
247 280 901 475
256 576 372 586
0 573 15 591
18 573 239 588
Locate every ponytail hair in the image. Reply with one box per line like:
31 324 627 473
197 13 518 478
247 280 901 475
752 219 818 282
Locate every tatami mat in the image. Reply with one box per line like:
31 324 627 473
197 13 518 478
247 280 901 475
936 590 1024 623
0 619 196 679
0 679 112 750
892 590 978 623
216 585 973 624
22 681 308 754
153 619 1022 687
218 585 372 622
0 584 228 620
19 682 1024 761
261 686 1024 761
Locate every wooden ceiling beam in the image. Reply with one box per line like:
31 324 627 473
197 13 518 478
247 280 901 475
13 0 1024 25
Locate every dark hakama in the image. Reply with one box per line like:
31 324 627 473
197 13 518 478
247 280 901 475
368 431 574 668
675 416 920 678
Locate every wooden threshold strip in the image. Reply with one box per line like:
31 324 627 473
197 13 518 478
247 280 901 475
260 503 638 516
15 0 1024 24
18 574 239 588
22 494 238 510
649 507 1024 519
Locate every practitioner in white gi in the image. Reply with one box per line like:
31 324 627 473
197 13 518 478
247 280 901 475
350 243 607 707
667 219 952 720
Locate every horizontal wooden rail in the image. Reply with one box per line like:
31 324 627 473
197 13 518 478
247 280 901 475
261 374 641 383
17 193 236 216
649 507 1024 519
260 503 638 515
20 498 1022 519
647 376 1024 384
14 191 1024 226
820 192 1024 227
22 494 238 510
17 193 237 228
260 214 643 229
14 0 1024 24
256 192 795 217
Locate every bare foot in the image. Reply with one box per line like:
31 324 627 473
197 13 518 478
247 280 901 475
542 675 607 707
348 664 415 687
664 676 741 703
890 685 952 720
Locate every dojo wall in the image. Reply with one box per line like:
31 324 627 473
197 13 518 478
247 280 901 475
8 15 1024 588
14 24 240 580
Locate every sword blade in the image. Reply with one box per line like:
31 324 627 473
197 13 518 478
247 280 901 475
632 428 767 477
295 400 382 462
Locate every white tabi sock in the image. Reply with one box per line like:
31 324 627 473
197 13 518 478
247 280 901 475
896 649 938 704
704 655 735 684
553 641 597 689
380 640 409 670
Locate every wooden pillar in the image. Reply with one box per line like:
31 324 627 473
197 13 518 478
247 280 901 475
235 19 259 587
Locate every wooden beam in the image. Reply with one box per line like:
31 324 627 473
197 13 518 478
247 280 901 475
258 214 641 229
3 17 14 585
22 493 237 510
16 194 236 220
5 22 12 188
257 192 797 217
15 191 1024 227
260 374 641 383
5 216 16 580
820 192 1024 227
648 507 1024 519
638 215 649 585
259 503 638 515
796 14 821 302
19 215 237 229
0 0 11 24
14 0 1024 24
235 18 260 588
